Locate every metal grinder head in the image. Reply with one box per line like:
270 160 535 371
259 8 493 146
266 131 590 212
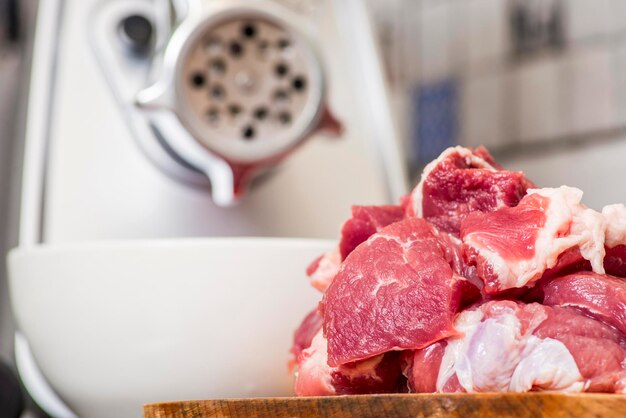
137 3 340 205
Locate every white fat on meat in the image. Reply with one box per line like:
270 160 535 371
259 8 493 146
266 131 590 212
294 330 336 396
411 146 498 217
569 206 606 274
294 329 386 396
509 338 587 392
337 355 385 381
437 308 484 391
310 248 341 292
517 187 605 282
602 204 626 248
436 305 585 393
465 186 606 289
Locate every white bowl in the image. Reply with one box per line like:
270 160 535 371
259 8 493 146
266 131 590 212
8 238 331 418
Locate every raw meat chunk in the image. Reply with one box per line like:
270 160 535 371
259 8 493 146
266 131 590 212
294 331 335 396
533 203 626 280
539 248 591 282
410 301 626 393
291 144 626 397
291 309 323 360
439 232 482 291
339 205 405 260
306 249 341 292
294 330 403 396
323 218 480 367
461 187 606 294
401 341 447 393
305 205 404 293
330 351 404 395
409 146 534 235
542 272 626 336
602 204 626 277
605 245 626 278
533 306 626 393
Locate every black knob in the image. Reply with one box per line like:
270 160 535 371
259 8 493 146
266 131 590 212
0 361 23 418
1 0 19 42
119 14 153 55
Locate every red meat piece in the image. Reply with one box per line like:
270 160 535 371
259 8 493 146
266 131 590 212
542 272 626 336
291 308 323 359
323 218 480 367
409 146 534 235
339 205 405 260
461 187 606 294
409 301 626 393
293 330 404 396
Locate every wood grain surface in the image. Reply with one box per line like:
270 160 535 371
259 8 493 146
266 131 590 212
143 393 626 418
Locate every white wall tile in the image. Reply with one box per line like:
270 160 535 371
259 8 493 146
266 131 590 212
566 0 612 42
467 0 508 71
503 135 626 210
400 11 422 84
515 56 567 142
447 0 469 70
418 1 454 82
610 0 626 34
461 71 508 149
612 42 626 126
565 46 616 135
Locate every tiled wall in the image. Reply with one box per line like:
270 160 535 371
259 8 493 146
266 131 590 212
372 0 626 172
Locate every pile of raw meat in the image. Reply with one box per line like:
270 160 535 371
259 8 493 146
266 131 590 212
290 146 626 395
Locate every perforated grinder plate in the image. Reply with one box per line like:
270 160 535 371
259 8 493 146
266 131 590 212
179 13 322 164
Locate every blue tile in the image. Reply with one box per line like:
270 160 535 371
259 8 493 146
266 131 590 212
411 79 459 165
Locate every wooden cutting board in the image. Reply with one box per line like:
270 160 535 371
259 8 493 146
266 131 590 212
143 393 626 418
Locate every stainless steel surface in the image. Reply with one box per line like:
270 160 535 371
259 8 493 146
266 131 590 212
134 0 327 205
180 16 317 158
